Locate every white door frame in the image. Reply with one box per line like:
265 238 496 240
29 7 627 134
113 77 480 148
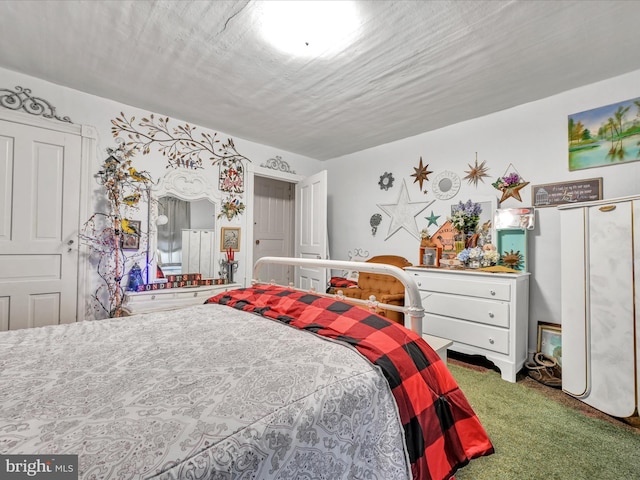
246 168 304 284
0 108 96 322
252 175 295 286
247 167 328 289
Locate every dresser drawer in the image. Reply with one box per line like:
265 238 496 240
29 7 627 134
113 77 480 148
422 292 509 328
175 289 210 301
424 314 509 355
123 284 240 314
412 274 511 301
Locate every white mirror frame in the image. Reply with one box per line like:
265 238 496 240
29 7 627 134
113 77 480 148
148 169 221 283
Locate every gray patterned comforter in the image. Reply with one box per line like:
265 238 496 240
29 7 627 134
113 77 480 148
0 304 411 480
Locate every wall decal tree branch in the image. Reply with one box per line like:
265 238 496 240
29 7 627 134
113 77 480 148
111 112 251 171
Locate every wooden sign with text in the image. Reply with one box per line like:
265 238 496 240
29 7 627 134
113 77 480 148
531 178 602 208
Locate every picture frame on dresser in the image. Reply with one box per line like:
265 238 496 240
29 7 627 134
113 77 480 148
537 321 562 366
421 247 439 267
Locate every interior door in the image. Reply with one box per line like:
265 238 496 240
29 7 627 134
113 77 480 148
0 118 82 330
253 176 294 285
295 170 328 291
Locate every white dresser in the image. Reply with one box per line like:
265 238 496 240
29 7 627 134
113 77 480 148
122 283 241 315
559 195 639 419
405 267 530 382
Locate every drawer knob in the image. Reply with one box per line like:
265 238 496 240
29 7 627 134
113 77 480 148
417 281 422 287
151 295 156 300
489 338 495 344
193 292 198 297
490 290 496 296
488 312 495 318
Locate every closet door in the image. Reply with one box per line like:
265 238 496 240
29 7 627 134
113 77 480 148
586 201 635 417
182 229 200 274
181 229 215 277
560 207 588 397
0 119 82 330
198 230 214 278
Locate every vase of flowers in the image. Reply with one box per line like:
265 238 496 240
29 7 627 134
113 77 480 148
453 232 466 254
451 200 482 234
457 243 500 269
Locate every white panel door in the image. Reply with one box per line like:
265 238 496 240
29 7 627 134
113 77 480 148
295 170 328 291
253 176 294 286
0 119 82 330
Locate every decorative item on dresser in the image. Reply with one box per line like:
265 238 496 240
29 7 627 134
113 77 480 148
405 267 530 382
559 195 640 422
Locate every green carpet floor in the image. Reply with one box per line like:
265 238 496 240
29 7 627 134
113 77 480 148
449 362 640 480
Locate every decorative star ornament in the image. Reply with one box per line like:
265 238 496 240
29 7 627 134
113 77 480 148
463 152 490 187
377 180 433 240
411 156 433 191
425 210 440 227
499 181 530 203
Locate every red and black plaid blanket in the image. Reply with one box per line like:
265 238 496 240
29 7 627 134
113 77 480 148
328 276 358 288
206 285 494 480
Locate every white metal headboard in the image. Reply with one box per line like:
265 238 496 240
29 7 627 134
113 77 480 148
252 256 424 335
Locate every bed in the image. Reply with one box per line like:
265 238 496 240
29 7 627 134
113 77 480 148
0 257 493 480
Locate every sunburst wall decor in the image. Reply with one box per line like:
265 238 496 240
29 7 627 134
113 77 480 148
464 152 490 187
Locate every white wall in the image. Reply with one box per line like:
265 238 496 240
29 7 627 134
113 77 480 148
0 67 323 317
325 68 640 353
3 65 640 339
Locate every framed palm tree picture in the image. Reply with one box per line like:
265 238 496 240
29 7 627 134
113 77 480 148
568 97 640 171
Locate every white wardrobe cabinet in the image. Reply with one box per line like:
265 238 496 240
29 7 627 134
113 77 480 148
560 195 639 419
182 229 216 278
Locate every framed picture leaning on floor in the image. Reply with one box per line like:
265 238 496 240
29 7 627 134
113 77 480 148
537 321 562 367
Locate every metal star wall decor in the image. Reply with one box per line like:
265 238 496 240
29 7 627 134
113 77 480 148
498 181 530 203
411 156 433 191
425 210 441 227
463 152 490 187
377 180 434 240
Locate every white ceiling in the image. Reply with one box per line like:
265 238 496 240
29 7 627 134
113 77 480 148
1 0 640 160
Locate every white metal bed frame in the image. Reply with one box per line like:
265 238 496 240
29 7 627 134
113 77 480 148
252 256 425 335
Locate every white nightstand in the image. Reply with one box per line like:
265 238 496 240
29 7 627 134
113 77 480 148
122 283 241 315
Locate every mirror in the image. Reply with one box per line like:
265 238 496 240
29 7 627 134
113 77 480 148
432 170 461 200
148 169 221 283
157 196 216 275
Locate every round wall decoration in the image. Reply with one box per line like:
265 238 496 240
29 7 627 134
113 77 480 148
431 170 461 200
378 172 395 190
